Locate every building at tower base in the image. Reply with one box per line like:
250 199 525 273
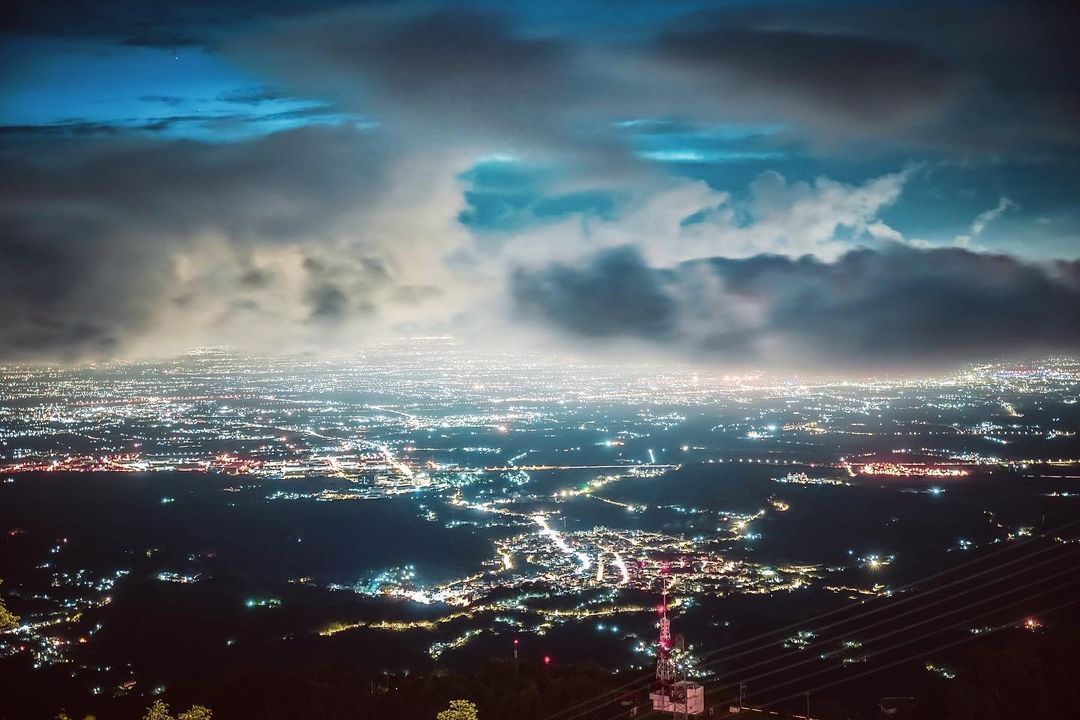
650 680 705 715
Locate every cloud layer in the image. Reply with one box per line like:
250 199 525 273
0 125 469 360
513 244 1080 369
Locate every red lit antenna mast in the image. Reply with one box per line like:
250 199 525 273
649 563 705 716
656 566 676 692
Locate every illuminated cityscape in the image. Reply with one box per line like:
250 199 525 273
1 344 1078 716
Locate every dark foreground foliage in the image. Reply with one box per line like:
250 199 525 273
12 625 1080 720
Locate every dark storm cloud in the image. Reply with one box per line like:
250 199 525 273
1 0 353 47
0 121 128 138
2 124 385 240
0 114 252 139
300 254 388 322
916 0 1080 151
0 215 157 356
236 7 583 144
140 95 189 107
649 0 1080 152
0 125 393 360
512 246 677 340
512 244 1080 368
307 283 349 321
217 86 289 105
654 26 952 130
224 0 1080 162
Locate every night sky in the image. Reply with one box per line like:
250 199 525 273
2 0 1079 369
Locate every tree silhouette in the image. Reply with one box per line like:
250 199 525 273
0 582 19 631
143 699 214 720
436 699 479 720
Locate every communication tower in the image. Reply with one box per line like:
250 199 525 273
649 568 705 717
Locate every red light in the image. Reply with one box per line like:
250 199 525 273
513 638 519 645
543 655 551 665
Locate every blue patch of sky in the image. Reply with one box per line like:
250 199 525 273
882 162 1080 257
622 119 789 165
0 37 364 141
458 158 616 232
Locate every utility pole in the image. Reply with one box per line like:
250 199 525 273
804 691 810 720
738 683 746 710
